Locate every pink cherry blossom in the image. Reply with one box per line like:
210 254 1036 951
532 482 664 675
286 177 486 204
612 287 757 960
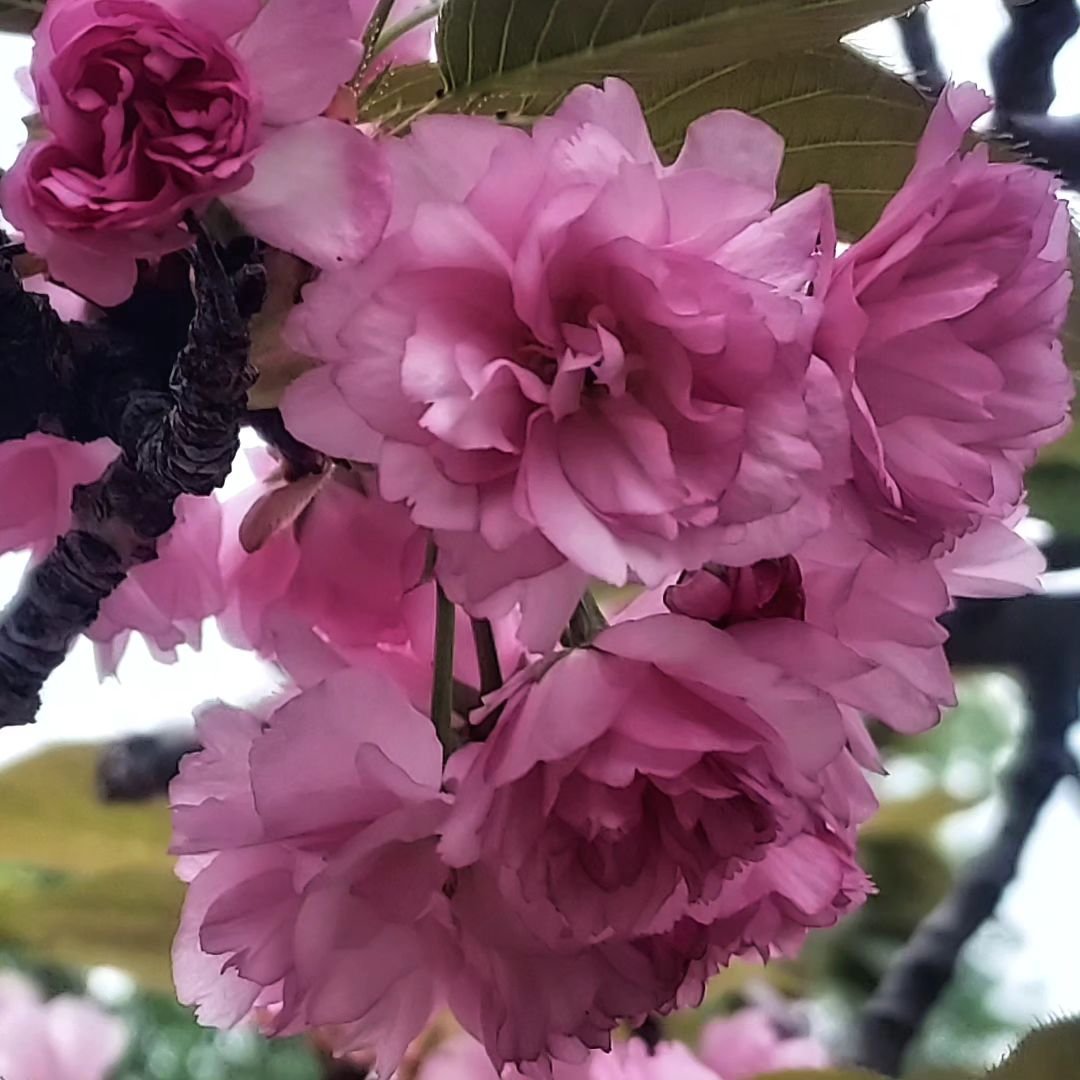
441 612 874 953
0 433 225 671
0 971 129 1080
1 0 391 306
90 492 225 672
171 664 455 1076
816 82 1073 560
285 78 845 644
217 456 428 659
0 433 115 560
698 1008 829 1079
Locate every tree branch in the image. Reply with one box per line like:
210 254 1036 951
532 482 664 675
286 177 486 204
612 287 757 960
0 229 255 728
852 593 1080 1076
895 5 946 96
97 730 200 802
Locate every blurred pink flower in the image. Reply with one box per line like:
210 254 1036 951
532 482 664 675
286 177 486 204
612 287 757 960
416 1032 715 1080
816 82 1072 560
0 971 128 1080
1 0 391 305
698 1007 828 1079
286 78 844 647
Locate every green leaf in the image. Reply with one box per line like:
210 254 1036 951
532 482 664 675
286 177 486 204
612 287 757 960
0 0 42 33
1063 226 1080 373
0 745 174 876
362 45 929 246
990 1018 1080 1078
643 44 928 236
435 0 911 108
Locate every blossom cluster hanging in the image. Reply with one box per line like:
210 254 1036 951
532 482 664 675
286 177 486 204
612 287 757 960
0 0 1073 1075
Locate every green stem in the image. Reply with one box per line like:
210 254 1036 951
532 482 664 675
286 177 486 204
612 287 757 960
470 617 503 696
431 584 457 757
372 1 442 58
355 0 398 82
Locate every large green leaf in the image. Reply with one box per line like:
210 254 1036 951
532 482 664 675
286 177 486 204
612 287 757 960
644 45 928 236
435 0 911 106
0 0 41 33
363 45 929 242
990 1018 1080 1078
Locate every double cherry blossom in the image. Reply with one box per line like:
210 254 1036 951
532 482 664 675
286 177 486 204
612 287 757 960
0 4 1071 1072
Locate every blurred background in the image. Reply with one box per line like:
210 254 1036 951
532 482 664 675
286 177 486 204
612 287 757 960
4 2 1080 1077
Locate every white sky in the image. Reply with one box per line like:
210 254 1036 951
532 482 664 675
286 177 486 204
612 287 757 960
1 0 1080 1046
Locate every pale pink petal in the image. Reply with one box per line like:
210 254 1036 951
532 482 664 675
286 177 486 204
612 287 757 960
235 0 361 126
225 119 390 269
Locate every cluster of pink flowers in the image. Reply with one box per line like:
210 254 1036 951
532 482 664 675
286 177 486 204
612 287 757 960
166 80 1068 1075
0 971 129 1080
0 0 1072 1071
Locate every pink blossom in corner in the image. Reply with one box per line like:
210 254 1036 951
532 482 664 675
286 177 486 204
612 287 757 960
170 664 456 1077
286 78 845 645
1 0 391 306
698 1008 829 1080
442 611 874 958
816 82 1072 560
0 971 129 1080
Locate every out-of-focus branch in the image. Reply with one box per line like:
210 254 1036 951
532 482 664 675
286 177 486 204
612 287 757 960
853 592 1080 1076
97 730 199 801
895 5 946 95
0 230 256 728
987 0 1080 188
991 0 1080 117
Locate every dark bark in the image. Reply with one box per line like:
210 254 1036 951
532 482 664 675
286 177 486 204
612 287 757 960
853 591 1080 1075
0 230 256 728
990 0 1080 116
97 730 199 802
896 5 947 95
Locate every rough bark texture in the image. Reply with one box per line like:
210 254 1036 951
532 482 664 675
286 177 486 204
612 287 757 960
0 231 257 728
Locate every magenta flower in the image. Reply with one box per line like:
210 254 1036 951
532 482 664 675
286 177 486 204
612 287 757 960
285 78 844 646
816 82 1073 559
1 0 391 305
